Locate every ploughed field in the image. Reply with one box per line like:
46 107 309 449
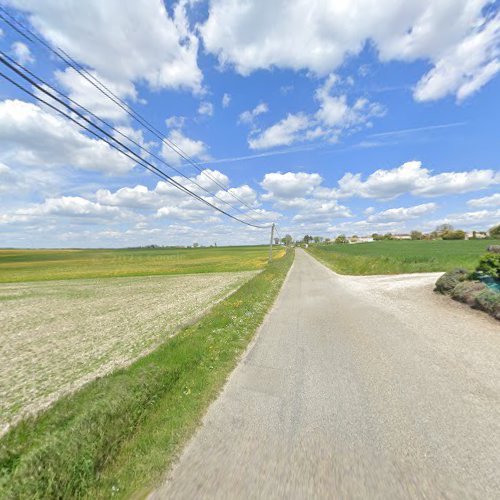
0 246 279 433
308 239 490 275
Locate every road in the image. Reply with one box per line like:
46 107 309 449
153 249 500 499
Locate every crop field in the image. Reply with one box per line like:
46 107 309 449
0 271 257 433
0 245 284 283
308 239 491 275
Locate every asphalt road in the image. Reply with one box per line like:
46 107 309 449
153 249 500 499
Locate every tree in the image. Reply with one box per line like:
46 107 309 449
384 233 393 240
274 237 280 245
490 224 500 239
193 242 199 248
411 230 423 240
303 235 313 244
313 236 323 244
281 234 293 246
436 224 454 235
442 230 465 240
335 235 349 244
372 233 383 241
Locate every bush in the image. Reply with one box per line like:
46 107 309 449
476 253 500 279
474 289 500 320
490 224 500 239
451 281 486 306
335 235 349 244
434 268 469 294
442 230 466 240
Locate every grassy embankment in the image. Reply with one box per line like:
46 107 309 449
0 249 294 499
308 240 489 275
0 245 284 283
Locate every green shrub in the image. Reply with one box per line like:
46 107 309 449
476 253 500 279
442 230 466 240
490 224 500 239
474 289 500 320
451 281 486 305
434 268 468 294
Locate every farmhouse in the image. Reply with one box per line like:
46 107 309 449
392 234 412 240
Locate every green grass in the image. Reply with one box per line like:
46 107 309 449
0 249 294 499
307 240 490 275
0 246 284 283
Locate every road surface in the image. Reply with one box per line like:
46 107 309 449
153 249 500 499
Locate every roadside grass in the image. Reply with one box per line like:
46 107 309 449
0 249 294 499
307 240 489 275
0 246 285 283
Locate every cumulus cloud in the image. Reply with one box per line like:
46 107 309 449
261 172 322 199
11 41 34 65
428 208 500 230
239 102 269 125
0 99 134 174
200 0 499 101
467 192 500 207
336 161 500 200
248 77 384 149
6 0 203 93
249 113 310 149
367 203 438 222
198 101 214 116
161 129 210 166
222 93 231 108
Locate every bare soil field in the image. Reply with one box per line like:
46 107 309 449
0 271 256 433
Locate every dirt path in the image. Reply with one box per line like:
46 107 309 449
153 249 500 499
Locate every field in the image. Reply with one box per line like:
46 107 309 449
0 271 257 433
0 245 284 283
0 250 294 499
307 240 490 275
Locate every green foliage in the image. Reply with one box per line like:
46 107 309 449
489 224 500 239
476 253 500 279
0 251 294 499
411 230 423 240
0 246 285 283
442 230 466 240
335 235 349 244
307 240 487 275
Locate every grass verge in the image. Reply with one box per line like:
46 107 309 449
0 249 294 499
307 240 488 275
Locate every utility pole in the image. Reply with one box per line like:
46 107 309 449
269 223 275 263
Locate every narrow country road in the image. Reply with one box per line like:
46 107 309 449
153 249 500 499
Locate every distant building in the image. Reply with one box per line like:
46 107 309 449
392 234 412 240
465 231 488 240
348 236 374 244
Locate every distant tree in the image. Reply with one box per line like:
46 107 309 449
313 236 323 244
281 234 293 246
303 235 313 244
411 230 423 240
372 233 384 241
436 224 454 235
490 224 500 239
193 242 199 248
442 230 466 240
384 233 393 240
274 237 280 245
335 235 349 244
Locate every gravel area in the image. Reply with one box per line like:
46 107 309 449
0 271 257 434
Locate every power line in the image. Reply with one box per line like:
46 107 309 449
0 61 269 229
0 51 263 226
0 7 261 215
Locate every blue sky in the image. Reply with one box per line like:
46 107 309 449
0 0 499 247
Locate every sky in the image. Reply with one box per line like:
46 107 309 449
0 0 499 248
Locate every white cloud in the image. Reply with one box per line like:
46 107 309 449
6 0 203 93
0 99 134 174
161 129 210 166
261 171 322 199
222 93 231 108
200 0 499 101
367 203 438 222
11 41 34 65
165 115 186 129
467 193 500 207
336 161 500 200
428 209 500 230
414 13 500 102
292 200 352 223
249 113 309 149
238 102 268 125
54 68 137 122
248 77 384 149
198 101 214 116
